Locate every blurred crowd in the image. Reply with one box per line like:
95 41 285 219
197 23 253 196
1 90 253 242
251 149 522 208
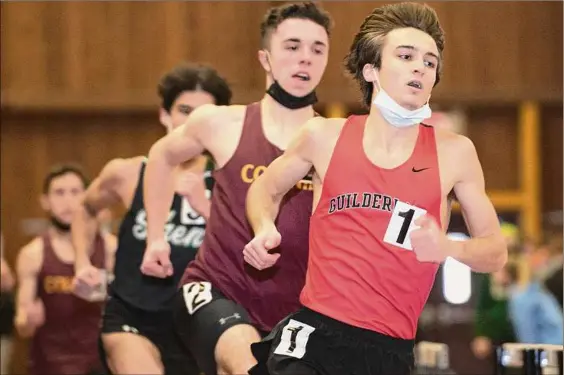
470 220 563 361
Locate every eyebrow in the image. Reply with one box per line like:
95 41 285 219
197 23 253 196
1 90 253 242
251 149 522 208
283 38 327 47
177 104 194 111
396 45 439 61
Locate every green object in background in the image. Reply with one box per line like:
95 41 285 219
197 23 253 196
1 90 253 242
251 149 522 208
474 273 516 343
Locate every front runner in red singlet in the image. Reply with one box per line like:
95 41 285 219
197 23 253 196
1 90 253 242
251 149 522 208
245 3 508 375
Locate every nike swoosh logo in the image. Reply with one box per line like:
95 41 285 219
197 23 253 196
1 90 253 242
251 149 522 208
412 167 430 173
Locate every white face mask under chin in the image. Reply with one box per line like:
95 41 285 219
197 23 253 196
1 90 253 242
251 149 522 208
372 86 432 128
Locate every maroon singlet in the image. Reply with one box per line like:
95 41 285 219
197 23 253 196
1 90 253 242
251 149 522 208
30 232 105 375
181 102 313 331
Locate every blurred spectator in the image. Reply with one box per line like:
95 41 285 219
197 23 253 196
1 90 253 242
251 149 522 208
539 228 563 306
500 222 520 248
470 222 520 359
471 264 516 359
507 230 563 345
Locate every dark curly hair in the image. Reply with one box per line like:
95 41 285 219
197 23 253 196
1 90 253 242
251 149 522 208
158 62 232 112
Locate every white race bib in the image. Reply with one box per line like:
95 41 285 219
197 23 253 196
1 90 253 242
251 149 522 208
383 200 426 251
182 281 213 315
180 197 206 225
273 319 315 359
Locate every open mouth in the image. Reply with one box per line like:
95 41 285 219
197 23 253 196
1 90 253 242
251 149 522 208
407 80 423 90
293 73 311 82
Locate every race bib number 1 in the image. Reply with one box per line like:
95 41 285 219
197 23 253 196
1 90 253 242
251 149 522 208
383 201 427 251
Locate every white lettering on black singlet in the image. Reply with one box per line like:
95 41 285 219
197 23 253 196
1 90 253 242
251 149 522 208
132 197 206 249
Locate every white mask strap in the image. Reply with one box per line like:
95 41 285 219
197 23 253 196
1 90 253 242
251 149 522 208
372 65 382 93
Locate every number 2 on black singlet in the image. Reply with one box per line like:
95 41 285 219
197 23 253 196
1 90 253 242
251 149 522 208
396 209 415 244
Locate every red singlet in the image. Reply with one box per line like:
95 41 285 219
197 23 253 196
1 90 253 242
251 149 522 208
301 115 442 339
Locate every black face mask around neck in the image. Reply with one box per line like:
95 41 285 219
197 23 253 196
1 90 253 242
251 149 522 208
49 215 71 232
266 80 318 110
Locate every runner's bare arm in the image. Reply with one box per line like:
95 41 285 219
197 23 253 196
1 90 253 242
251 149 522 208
246 118 320 233
14 239 43 337
72 158 130 271
144 105 218 244
449 137 507 272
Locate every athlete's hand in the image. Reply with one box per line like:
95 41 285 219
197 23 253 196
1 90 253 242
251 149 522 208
410 215 449 263
176 171 210 219
73 263 103 288
72 264 105 300
15 299 45 337
29 299 45 327
141 239 173 278
176 170 203 197
243 227 282 270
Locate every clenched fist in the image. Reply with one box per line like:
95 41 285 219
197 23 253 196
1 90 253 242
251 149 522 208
15 299 45 337
73 264 106 301
243 227 282 270
176 170 209 219
410 215 450 263
141 239 173 278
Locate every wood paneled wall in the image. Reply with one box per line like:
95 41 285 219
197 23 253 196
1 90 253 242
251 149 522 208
541 105 563 213
2 1 562 109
